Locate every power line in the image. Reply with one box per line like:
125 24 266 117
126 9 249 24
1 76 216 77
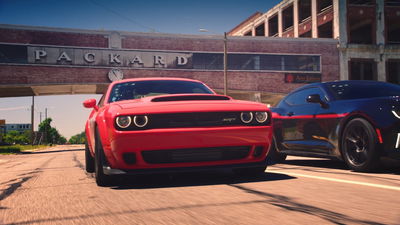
89 0 157 32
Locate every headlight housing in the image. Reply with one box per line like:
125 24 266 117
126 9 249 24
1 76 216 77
240 112 253 123
116 116 132 128
133 115 148 127
255 112 268 123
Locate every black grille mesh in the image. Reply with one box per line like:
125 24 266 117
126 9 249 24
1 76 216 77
141 146 251 164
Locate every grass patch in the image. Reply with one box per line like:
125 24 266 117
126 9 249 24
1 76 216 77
0 145 48 154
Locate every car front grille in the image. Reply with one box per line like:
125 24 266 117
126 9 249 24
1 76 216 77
141 146 251 164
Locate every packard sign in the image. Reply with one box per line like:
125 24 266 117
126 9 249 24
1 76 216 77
27 46 192 69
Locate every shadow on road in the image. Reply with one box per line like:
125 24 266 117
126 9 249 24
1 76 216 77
279 157 400 175
23 148 84 155
109 170 295 190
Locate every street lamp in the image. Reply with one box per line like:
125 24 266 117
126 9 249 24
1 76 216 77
199 29 228 95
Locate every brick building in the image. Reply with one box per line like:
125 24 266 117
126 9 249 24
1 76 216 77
228 0 400 84
0 21 339 104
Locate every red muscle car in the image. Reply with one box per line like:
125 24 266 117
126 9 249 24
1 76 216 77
83 77 273 186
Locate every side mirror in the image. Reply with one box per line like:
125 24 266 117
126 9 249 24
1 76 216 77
83 99 98 110
306 94 328 108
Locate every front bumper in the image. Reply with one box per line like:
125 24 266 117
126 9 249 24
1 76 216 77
103 160 268 175
105 126 272 170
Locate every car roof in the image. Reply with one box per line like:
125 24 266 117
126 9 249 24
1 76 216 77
294 80 392 92
111 77 204 84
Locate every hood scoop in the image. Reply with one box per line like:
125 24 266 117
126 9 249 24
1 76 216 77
151 95 231 102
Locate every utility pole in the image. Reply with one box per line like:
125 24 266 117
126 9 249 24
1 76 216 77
223 32 228 96
45 108 48 120
31 96 34 145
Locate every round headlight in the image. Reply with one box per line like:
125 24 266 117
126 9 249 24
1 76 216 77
116 116 131 128
240 112 253 124
255 112 268 123
133 115 148 127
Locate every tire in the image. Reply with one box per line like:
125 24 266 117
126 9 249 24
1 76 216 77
94 130 111 186
341 118 380 172
85 141 95 173
266 137 287 165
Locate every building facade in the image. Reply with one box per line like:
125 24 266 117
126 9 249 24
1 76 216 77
228 0 400 84
0 24 339 104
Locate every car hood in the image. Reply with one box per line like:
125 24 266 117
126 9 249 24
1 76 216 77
109 94 268 115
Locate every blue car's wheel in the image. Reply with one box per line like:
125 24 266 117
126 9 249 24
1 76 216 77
341 118 380 172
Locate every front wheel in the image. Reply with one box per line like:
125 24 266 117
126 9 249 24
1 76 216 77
341 118 380 172
85 141 94 173
95 130 111 186
266 137 287 165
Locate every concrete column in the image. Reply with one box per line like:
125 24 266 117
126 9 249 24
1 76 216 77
265 17 269 37
338 0 348 45
293 0 299 37
311 0 318 38
278 9 283 37
377 59 386 81
252 25 256 36
339 50 349 80
376 0 385 45
333 0 340 39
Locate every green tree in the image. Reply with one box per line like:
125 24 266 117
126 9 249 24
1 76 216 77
3 130 31 144
38 118 66 144
68 131 86 144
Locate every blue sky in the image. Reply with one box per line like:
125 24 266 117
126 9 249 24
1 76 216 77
0 0 281 139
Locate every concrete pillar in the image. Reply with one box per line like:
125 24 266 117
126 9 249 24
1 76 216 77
376 0 385 45
278 9 283 37
293 0 299 37
377 58 386 81
333 0 340 39
311 0 318 38
339 50 349 80
338 0 348 45
377 0 386 82
265 17 269 37
338 0 349 80
252 25 256 36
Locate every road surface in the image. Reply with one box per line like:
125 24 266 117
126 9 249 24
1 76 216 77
1 145 399 225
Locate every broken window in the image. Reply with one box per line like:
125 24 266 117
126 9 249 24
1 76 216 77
348 0 374 6
318 21 333 38
387 60 400 84
282 4 294 31
318 0 333 13
349 59 377 80
385 1 400 44
299 0 311 22
244 31 252 36
255 23 265 36
268 14 279 37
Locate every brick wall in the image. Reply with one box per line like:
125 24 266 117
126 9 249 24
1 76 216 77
0 25 339 94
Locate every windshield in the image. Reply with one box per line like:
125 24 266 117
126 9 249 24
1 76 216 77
327 82 400 100
108 80 214 103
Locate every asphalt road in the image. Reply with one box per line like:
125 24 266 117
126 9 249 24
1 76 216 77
1 145 399 225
